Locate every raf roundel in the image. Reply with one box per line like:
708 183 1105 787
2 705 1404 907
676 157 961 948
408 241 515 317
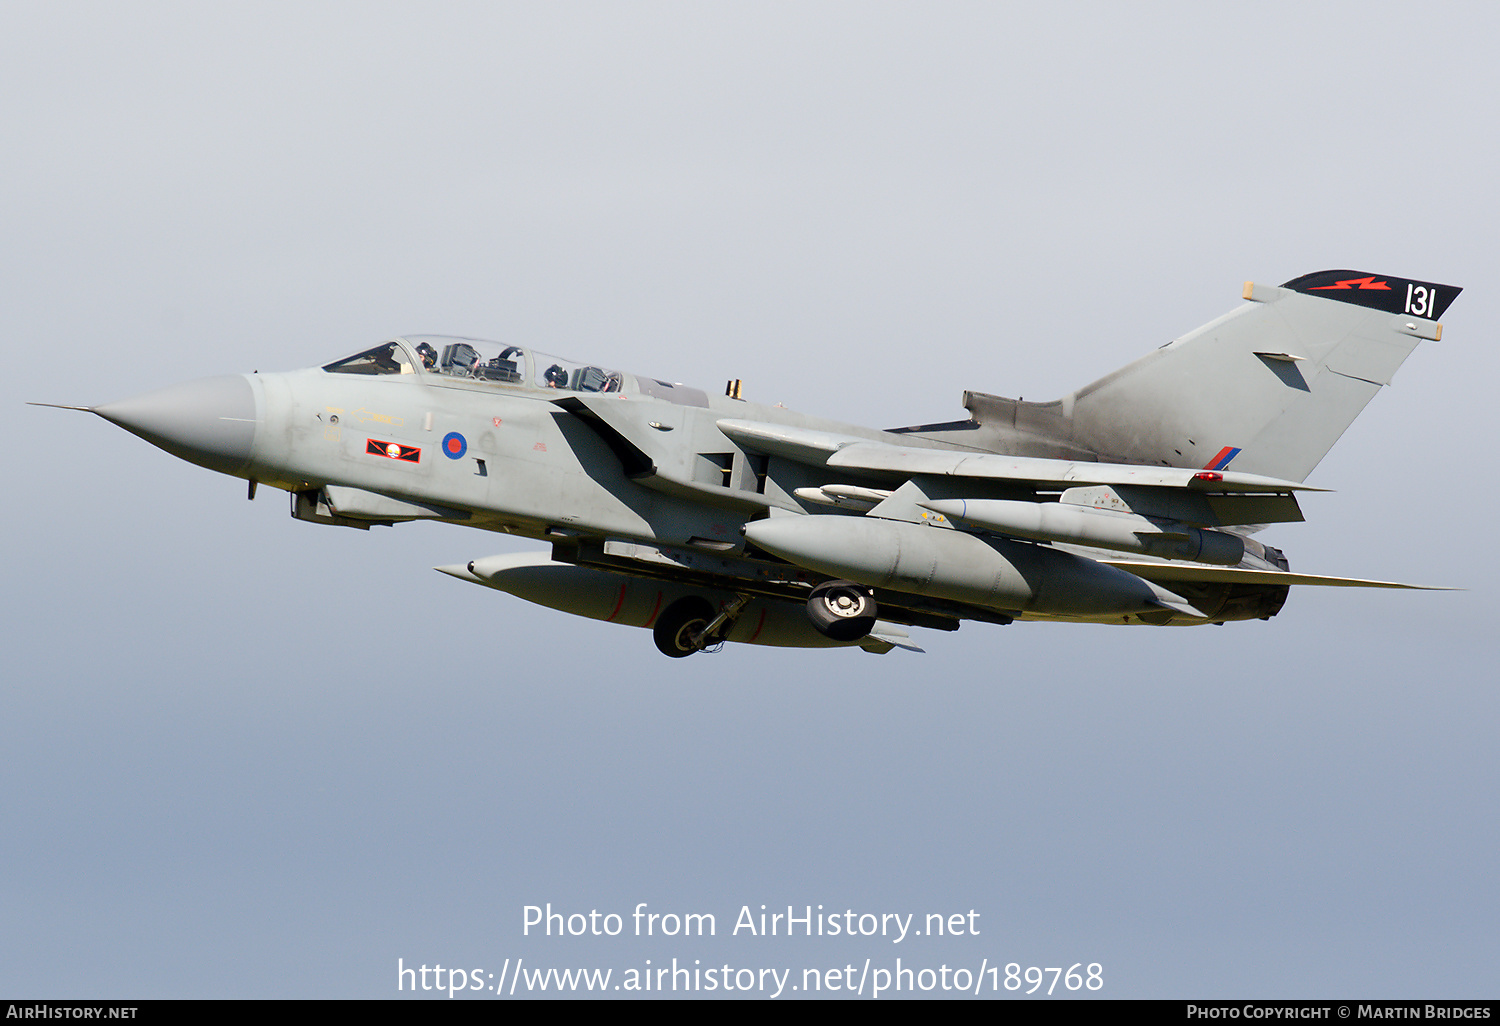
442 431 468 460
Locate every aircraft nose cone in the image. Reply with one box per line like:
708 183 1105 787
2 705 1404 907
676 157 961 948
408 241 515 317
94 374 258 477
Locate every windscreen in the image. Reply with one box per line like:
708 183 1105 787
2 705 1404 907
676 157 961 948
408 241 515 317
322 342 415 376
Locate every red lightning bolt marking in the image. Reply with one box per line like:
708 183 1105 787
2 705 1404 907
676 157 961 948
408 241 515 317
1308 276 1391 291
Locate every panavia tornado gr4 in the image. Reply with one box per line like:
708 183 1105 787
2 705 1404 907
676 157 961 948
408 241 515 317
45 270 1457 657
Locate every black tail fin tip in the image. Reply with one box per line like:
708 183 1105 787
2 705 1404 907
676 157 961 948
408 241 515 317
1280 270 1460 320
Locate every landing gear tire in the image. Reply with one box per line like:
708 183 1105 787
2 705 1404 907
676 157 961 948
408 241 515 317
654 597 717 658
806 580 878 642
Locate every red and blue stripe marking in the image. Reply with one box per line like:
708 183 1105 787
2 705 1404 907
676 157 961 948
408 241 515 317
1203 446 1242 471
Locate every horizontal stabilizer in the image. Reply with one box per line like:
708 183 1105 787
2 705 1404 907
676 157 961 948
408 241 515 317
1102 560 1453 590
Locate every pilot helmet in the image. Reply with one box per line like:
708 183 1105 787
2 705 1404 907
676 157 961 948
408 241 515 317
415 342 437 368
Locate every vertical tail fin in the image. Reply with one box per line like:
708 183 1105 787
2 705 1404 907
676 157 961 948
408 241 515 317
891 272 1458 483
1062 271 1457 482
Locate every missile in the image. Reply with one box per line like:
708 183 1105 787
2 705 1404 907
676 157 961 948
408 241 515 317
792 484 891 511
917 499 1246 566
743 515 1201 618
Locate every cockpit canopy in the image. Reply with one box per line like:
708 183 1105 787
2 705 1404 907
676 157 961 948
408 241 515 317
320 335 709 405
323 336 623 393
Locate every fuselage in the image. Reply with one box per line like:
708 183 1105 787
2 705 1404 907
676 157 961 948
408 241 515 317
89 334 1292 634
135 335 971 551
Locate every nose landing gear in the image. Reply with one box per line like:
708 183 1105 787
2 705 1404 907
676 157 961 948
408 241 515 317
653 594 752 658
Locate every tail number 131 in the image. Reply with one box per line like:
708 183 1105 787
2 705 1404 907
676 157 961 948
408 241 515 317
1405 283 1439 317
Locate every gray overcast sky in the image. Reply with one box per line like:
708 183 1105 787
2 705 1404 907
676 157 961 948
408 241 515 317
4 1 1497 998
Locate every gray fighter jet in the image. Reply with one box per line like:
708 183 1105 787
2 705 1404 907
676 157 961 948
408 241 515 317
45 270 1457 657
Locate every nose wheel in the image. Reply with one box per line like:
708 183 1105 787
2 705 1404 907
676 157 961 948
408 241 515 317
805 580 878 641
654 597 716 657
653 594 751 658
